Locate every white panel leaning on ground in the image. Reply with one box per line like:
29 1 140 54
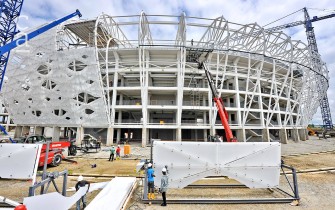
0 143 42 180
153 141 281 189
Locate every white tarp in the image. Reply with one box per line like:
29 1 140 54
86 177 137 210
0 195 20 210
23 186 88 210
0 144 41 179
153 141 281 189
22 179 136 210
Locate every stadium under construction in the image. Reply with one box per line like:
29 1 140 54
1 12 329 146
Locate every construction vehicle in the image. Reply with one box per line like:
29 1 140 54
188 49 237 142
78 134 101 153
307 127 316 136
38 141 74 167
201 61 236 142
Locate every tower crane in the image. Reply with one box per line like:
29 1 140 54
264 7 335 130
0 0 24 141
0 0 24 91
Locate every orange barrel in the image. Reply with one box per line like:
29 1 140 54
124 145 131 155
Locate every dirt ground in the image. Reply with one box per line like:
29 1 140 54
1 140 335 210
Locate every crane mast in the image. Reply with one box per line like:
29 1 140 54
303 8 333 130
0 0 24 90
265 7 334 130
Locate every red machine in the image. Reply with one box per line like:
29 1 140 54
198 57 237 142
38 141 71 167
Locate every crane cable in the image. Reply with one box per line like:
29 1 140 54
307 8 335 12
263 8 304 28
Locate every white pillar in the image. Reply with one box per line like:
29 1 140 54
76 127 84 145
142 128 148 147
292 128 300 142
176 128 182 141
279 129 288 144
34 126 43 135
106 127 114 146
204 129 208 142
14 126 23 138
262 128 270 142
52 126 60 142
116 128 121 144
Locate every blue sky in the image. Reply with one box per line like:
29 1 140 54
18 0 335 125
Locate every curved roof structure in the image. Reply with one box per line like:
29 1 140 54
2 13 328 144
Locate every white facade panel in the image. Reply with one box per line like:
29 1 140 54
153 141 281 188
0 143 41 179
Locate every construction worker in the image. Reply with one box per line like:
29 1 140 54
160 167 169 206
116 145 121 160
322 130 327 139
147 163 155 202
109 146 115 161
75 175 90 210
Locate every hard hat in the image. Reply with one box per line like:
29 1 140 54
162 167 167 172
112 146 115 148
77 175 83 181
118 145 120 147
148 163 152 168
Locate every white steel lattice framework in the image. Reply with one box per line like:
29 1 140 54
2 13 328 145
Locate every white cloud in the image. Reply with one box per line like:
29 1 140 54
18 0 335 125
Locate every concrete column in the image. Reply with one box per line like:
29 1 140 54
236 129 244 142
34 126 43 135
262 128 270 142
52 126 60 142
298 129 307 141
279 129 288 144
22 126 30 136
76 127 84 145
204 129 208 142
14 126 23 138
142 128 148 147
292 128 300 142
176 128 182 141
106 127 114 146
60 127 65 138
116 128 121 144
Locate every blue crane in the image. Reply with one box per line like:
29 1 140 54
0 9 82 89
0 7 82 142
265 7 335 130
0 0 24 90
0 0 24 142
